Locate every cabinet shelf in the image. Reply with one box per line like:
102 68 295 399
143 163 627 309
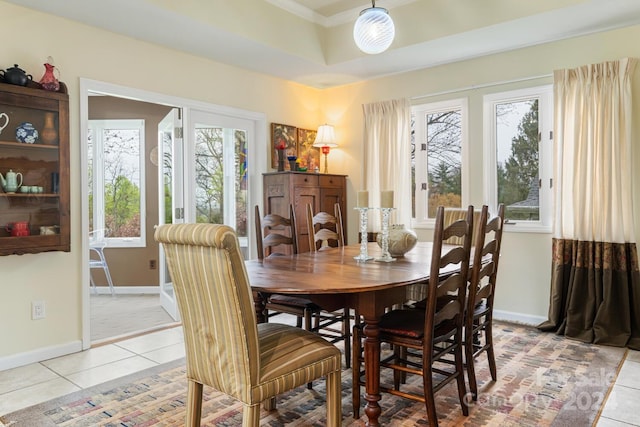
0 140 59 150
0 193 59 198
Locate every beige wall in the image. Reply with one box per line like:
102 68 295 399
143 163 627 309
1 0 639 367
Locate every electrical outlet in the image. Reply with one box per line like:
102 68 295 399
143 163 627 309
149 259 157 270
32 300 46 320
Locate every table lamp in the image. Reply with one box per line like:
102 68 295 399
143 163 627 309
313 124 338 174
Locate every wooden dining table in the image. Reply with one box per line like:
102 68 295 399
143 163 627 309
245 241 459 427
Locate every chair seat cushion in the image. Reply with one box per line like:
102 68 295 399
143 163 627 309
380 309 425 338
268 294 319 309
253 323 341 400
379 309 457 341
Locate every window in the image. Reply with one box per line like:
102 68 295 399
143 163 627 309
411 98 468 225
483 85 553 230
88 119 146 247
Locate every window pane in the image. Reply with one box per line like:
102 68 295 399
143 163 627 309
161 130 173 225
235 129 248 238
194 127 223 224
102 128 142 238
427 110 462 217
495 99 539 221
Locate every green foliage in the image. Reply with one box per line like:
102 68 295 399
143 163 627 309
500 100 539 207
105 175 140 237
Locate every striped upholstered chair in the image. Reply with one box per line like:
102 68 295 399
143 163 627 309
155 223 342 427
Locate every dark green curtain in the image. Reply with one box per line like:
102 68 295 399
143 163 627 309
539 239 640 350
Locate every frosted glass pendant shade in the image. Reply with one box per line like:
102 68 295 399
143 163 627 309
353 6 395 54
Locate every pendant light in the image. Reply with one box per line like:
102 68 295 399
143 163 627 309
353 0 395 55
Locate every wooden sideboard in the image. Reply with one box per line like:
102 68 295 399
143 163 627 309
263 171 347 253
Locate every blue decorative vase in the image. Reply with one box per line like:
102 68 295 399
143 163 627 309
16 122 38 144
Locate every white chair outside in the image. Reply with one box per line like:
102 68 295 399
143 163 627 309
89 229 115 295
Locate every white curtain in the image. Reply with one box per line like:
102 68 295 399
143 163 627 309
554 58 637 243
362 98 411 230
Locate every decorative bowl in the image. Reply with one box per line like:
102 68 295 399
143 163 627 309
377 224 418 257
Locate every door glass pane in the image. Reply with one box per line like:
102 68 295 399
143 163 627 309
426 110 462 217
195 126 224 224
194 126 247 239
235 129 248 238
495 99 539 221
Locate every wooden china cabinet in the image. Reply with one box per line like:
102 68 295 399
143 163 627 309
263 171 347 253
0 82 70 256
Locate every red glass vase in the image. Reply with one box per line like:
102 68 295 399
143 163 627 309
39 63 60 92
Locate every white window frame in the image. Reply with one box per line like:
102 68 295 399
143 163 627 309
89 119 146 247
411 98 469 228
483 85 553 233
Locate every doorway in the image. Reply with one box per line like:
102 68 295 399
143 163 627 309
80 79 266 350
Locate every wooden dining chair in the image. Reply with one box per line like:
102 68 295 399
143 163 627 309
465 203 504 400
154 223 342 427
443 206 482 246
255 204 320 331
352 205 473 426
306 203 352 368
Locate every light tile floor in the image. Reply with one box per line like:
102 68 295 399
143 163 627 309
0 320 639 426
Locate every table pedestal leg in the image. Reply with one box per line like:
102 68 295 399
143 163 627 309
253 292 267 323
363 317 382 426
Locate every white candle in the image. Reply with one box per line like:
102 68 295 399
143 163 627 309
357 191 369 207
381 190 394 208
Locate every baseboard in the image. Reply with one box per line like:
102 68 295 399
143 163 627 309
0 340 82 371
494 309 546 326
92 286 160 295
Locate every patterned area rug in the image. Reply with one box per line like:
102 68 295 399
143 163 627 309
1 322 626 426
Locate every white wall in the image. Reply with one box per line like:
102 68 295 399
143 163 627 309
2 1 640 368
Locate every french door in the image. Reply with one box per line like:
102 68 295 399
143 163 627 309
158 108 252 319
158 108 184 321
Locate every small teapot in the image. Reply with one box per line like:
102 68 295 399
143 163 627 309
0 64 33 87
0 169 23 193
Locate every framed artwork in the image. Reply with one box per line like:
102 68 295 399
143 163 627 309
297 128 320 171
271 123 297 169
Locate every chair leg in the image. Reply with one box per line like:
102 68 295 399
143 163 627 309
325 369 342 427
243 403 261 427
352 324 361 419
186 380 203 427
423 354 439 427
263 397 276 411
343 307 351 368
454 341 469 416
465 323 479 401
486 317 497 381
102 264 115 296
89 273 98 294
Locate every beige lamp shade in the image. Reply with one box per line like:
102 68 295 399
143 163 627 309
313 124 338 173
313 124 338 148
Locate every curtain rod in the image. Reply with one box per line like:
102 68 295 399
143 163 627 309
410 73 553 101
